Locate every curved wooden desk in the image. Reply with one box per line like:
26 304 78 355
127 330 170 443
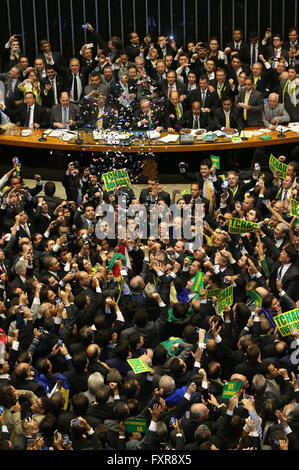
0 127 298 153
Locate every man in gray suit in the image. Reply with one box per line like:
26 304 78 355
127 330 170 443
262 93 290 130
235 76 264 126
83 72 108 97
50 91 83 130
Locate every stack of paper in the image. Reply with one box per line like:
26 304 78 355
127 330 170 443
159 134 179 143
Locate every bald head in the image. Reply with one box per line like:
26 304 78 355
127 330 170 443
15 362 30 380
86 344 101 360
190 403 209 421
268 93 279 108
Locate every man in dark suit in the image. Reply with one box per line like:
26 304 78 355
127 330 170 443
283 28 298 51
272 243 299 302
12 363 47 398
40 64 64 109
53 58 94 104
214 96 243 133
225 28 246 60
126 32 142 62
4 91 48 128
239 31 269 67
175 100 216 133
83 72 108 97
132 98 164 131
156 35 176 60
0 64 22 111
40 39 64 68
209 68 234 102
279 66 299 122
139 175 171 207
164 90 188 132
235 76 264 126
250 61 273 98
189 75 220 116
160 70 187 100
50 91 83 130
226 55 250 87
78 92 117 130
265 33 289 68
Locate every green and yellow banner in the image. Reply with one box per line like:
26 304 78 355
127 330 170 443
102 168 131 191
269 154 288 179
192 271 204 293
247 289 263 308
221 380 243 399
210 155 220 169
290 198 299 218
228 217 258 234
127 358 153 374
217 285 233 314
273 308 299 337
123 419 148 433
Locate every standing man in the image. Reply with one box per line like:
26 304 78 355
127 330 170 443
235 76 264 126
279 66 299 122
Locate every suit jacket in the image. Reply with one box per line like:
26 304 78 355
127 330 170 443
5 102 49 128
40 75 64 107
214 106 243 132
0 73 22 109
175 110 216 131
139 188 171 206
274 263 299 302
209 79 234 101
188 88 220 115
262 102 290 128
279 79 299 122
77 98 117 130
50 102 82 129
235 88 264 126
84 83 108 97
163 100 188 129
53 61 96 102
238 41 269 66
226 63 250 86
160 79 187 99
13 378 47 397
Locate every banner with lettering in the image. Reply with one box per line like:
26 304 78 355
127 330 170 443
269 154 288 179
102 169 131 191
217 285 233 314
273 308 299 337
228 217 258 234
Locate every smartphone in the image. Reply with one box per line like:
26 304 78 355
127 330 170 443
56 298 62 305
39 327 44 334
254 163 260 171
54 430 58 439
20 305 24 312
170 417 176 425
222 180 229 189
58 339 63 347
62 435 70 445
71 418 81 427
82 24 88 29
223 277 228 283
0 406 4 416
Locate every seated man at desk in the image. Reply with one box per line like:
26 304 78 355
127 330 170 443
50 91 83 130
132 98 164 131
262 92 290 130
78 91 118 130
3 90 48 128
214 95 243 133
175 100 216 134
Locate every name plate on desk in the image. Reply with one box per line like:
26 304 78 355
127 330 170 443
179 134 194 144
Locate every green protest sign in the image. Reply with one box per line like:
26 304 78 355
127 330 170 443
269 154 288 179
210 155 220 169
182 189 191 195
228 217 258 234
217 285 233 314
123 419 148 433
205 288 222 299
221 380 243 399
219 174 226 181
247 289 262 308
127 358 153 374
273 308 299 337
102 169 131 192
290 198 299 217
192 271 204 293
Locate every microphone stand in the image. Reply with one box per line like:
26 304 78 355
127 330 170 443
277 125 285 138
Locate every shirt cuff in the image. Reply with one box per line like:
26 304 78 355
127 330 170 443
87 428 94 435
65 354 71 361
184 393 191 401
96 286 102 293
158 301 166 307
253 317 260 322
169 271 177 278
149 420 157 432
227 409 233 416
12 340 19 350
284 426 292 434
194 361 201 368
215 335 222 343
279 290 286 297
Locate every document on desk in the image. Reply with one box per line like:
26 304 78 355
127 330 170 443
48 130 63 137
159 134 179 143
147 130 161 139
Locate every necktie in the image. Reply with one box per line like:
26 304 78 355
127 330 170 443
8 80 14 99
282 190 288 202
225 111 230 128
98 106 103 130
169 85 173 98
62 107 67 126
194 116 199 129
205 177 211 200
271 108 274 120
73 74 78 101
24 224 31 237
243 92 249 120
175 104 183 120
202 90 206 107
188 85 192 93
25 106 31 127
191 198 196 216
252 45 256 65
236 43 239 51
1 262 8 282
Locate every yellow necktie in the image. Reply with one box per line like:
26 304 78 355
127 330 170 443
205 177 211 200
225 111 230 128
243 91 249 120
98 107 102 130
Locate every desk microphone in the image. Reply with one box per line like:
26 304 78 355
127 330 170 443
277 125 285 138
38 132 47 142
241 130 248 141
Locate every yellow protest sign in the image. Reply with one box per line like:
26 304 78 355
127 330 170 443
273 308 299 337
269 154 288 179
228 217 258 234
290 198 299 218
217 285 233 314
127 358 153 374
102 168 131 191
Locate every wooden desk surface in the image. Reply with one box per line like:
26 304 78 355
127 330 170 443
0 127 298 153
